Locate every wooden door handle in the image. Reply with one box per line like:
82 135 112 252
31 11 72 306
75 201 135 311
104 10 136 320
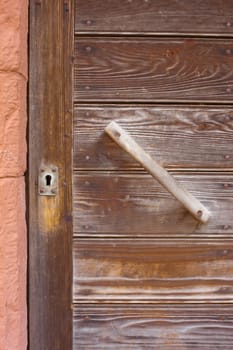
105 121 210 224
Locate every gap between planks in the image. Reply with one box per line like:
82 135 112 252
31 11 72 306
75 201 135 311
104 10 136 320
73 302 233 307
74 169 233 173
74 99 233 106
74 102 233 108
75 32 233 39
73 237 233 242
73 300 233 304
73 234 233 240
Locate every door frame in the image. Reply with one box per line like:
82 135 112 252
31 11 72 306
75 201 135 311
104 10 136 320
29 1 74 349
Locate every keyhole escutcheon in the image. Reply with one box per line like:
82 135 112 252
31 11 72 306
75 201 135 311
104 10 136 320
39 165 58 196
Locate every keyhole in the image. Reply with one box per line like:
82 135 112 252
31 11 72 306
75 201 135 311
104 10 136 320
45 174 52 186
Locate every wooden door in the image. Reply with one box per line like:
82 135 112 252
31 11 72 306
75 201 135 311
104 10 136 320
73 1 233 348
29 1 233 349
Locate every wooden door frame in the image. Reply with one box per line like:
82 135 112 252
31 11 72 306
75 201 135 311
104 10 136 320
28 1 74 349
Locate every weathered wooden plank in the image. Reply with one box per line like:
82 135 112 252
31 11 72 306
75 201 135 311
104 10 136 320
74 106 233 170
74 172 233 237
74 304 233 349
75 0 233 36
29 1 73 349
73 239 233 302
74 38 233 102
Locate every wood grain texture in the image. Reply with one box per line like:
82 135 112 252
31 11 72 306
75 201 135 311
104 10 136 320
73 239 233 303
29 1 73 349
75 0 233 36
74 304 233 349
74 38 233 102
74 106 233 170
74 172 233 237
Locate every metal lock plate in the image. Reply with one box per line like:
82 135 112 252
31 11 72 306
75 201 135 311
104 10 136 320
38 165 58 196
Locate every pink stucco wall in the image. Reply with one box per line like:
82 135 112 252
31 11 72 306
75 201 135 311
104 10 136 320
0 0 27 349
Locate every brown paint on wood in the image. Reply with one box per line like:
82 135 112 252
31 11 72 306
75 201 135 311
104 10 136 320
74 106 233 170
74 172 233 237
74 38 233 102
75 0 233 36
73 239 233 303
29 1 73 349
74 304 233 349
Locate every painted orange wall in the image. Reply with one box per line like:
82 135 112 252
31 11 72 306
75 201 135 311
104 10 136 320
0 0 27 349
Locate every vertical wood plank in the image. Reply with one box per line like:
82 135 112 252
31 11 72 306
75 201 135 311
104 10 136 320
29 1 73 349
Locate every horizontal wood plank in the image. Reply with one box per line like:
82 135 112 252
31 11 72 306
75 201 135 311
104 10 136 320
74 106 233 170
73 304 233 349
75 38 233 103
73 239 233 302
75 0 233 36
74 172 233 237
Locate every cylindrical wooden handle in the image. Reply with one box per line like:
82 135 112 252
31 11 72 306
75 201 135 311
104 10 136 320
105 121 210 224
